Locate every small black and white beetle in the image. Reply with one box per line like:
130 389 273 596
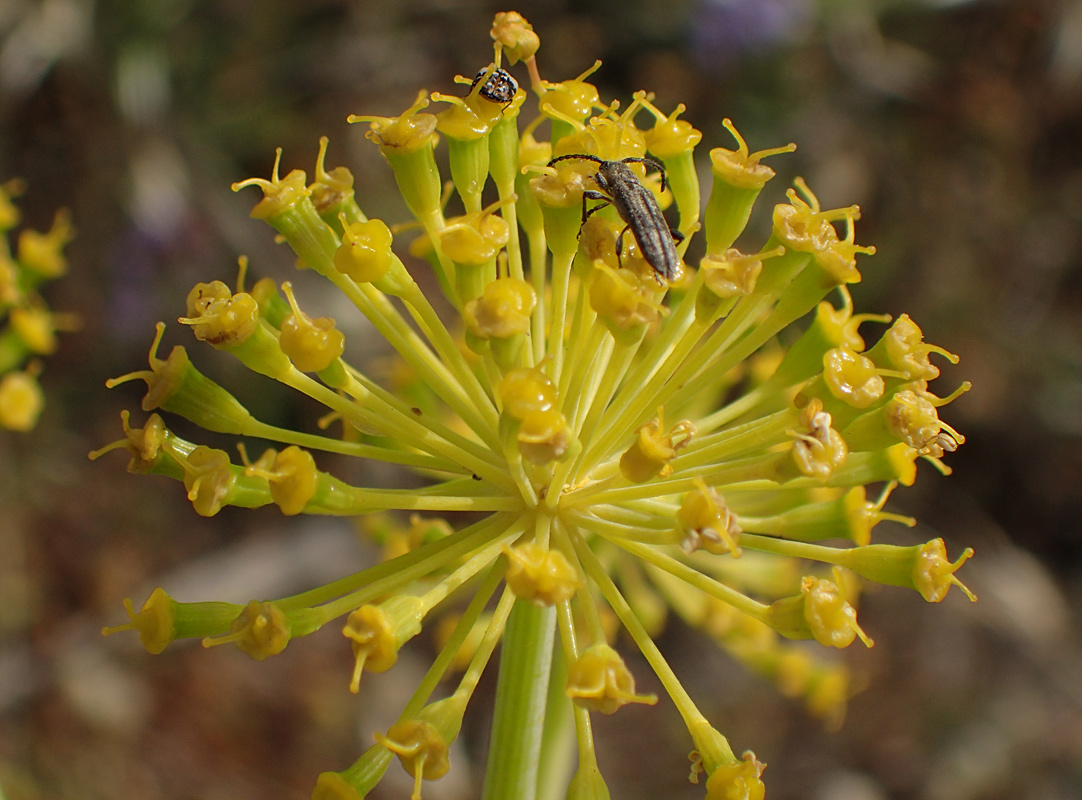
469 66 519 110
547 154 683 283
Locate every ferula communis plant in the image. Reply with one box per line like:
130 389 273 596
97 11 973 800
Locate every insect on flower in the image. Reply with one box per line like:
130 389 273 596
548 153 684 283
469 65 519 110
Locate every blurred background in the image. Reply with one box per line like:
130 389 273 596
1 0 1080 798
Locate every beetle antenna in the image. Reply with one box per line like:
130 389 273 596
548 154 605 168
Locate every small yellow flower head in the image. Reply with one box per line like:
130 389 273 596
309 136 356 217
10 305 59 355
529 164 591 210
822 346 888 409
490 11 540 64
913 538 977 603
0 369 44 431
589 261 664 340
498 365 556 418
102 323 264 438
504 541 580 605
181 281 260 346
376 719 450 800
342 595 424 693
677 479 742 556
640 97 703 159
334 217 394 283
439 207 511 265
17 209 74 278
577 214 622 265
344 604 398 689
800 574 873 649
620 408 695 483
814 210 875 286
0 177 25 231
711 120 795 190
463 276 536 339
178 445 236 517
278 282 345 373
101 587 177 655
704 751 766 800
772 179 852 254
841 484 916 546
519 128 552 169
886 388 964 456
244 446 318 516
538 61 603 124
790 399 849 480
203 600 292 661
232 149 311 221
88 411 170 472
566 643 658 714
567 115 649 164
516 406 573 464
814 293 889 353
874 313 960 382
350 91 438 156
701 247 784 300
433 83 520 140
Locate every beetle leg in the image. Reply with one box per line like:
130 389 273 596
670 226 685 244
615 225 631 270
581 190 610 230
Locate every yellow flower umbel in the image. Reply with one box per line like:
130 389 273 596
0 179 75 431
98 12 974 800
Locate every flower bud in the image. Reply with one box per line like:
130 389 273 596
278 283 346 373
589 262 663 345
866 313 959 382
0 369 43 431
342 595 425 692
619 410 694 483
490 11 540 64
498 365 556 419
182 281 260 346
244 446 319 516
464 276 536 339
17 209 74 278
566 644 658 714
516 407 573 464
335 218 393 283
704 752 766 800
789 399 848 481
764 574 872 649
203 600 292 661
676 480 742 556
504 542 580 605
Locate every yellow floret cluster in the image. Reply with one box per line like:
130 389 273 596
0 179 75 431
97 11 974 800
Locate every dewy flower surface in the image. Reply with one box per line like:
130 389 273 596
97 12 974 800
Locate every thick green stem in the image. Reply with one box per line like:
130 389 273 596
536 643 576 800
482 599 556 800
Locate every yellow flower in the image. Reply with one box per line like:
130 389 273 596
100 11 973 800
0 183 74 431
